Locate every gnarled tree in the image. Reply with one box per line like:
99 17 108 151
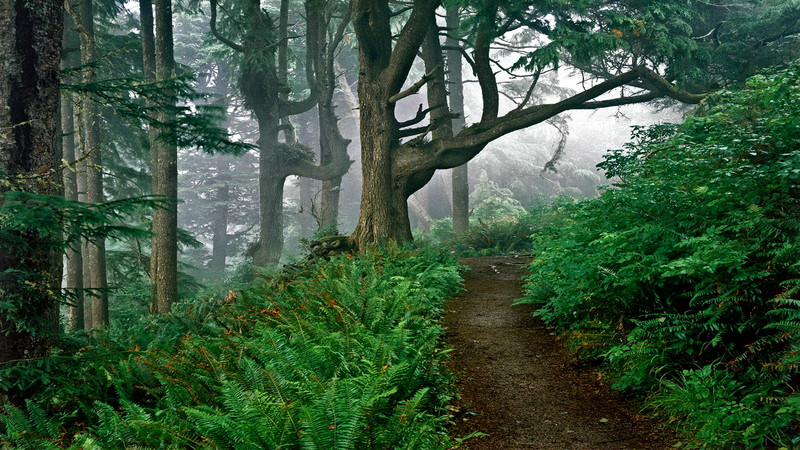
346 0 745 248
210 0 351 266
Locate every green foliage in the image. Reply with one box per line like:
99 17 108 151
423 200 575 257
520 64 800 447
0 191 164 337
1 245 462 449
64 74 254 156
470 180 526 222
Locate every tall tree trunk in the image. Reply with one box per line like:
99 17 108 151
141 0 156 283
209 0 349 265
446 7 469 233
76 0 109 328
310 3 351 230
62 95 84 330
70 0 91 327
0 0 63 362
150 0 178 313
76 115 91 329
62 13 84 331
209 158 230 275
349 0 436 247
295 109 319 236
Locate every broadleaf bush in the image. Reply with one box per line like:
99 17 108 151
520 64 800 448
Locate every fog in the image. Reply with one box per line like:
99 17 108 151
167 7 689 272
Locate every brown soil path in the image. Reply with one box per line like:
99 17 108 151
446 255 674 449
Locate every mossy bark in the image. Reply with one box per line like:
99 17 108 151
0 0 63 362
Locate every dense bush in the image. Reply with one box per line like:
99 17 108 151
423 201 574 257
0 244 462 449
520 65 800 447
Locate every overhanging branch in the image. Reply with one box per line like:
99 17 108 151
432 66 707 167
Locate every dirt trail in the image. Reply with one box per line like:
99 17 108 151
446 255 673 449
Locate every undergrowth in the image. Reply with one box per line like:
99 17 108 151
519 64 800 448
423 202 572 257
0 244 462 449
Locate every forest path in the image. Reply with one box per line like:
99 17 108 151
445 255 674 449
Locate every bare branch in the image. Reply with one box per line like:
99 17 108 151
397 103 441 128
289 155 353 181
384 0 439 94
388 64 441 103
513 67 542 112
431 66 706 168
572 91 661 109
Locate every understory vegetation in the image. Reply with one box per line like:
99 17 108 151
520 64 800 448
0 245 461 449
423 201 570 257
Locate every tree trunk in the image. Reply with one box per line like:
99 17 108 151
446 7 469 233
318 104 347 229
76 135 91 329
0 0 63 362
295 109 319 236
150 0 178 313
348 0 437 248
71 7 91 327
350 76 412 244
209 159 230 275
252 120 287 266
62 87 84 331
209 0 350 265
77 0 108 328
311 3 351 231
62 13 84 331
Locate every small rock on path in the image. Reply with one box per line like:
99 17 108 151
446 255 674 449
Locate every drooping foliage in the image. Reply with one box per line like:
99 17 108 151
0 190 165 358
0 245 461 449
520 64 800 447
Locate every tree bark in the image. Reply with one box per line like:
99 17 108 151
150 0 178 313
62 12 84 331
140 0 160 306
0 0 63 362
76 0 109 328
349 0 437 246
253 135 286 266
309 1 351 230
62 94 84 330
76 131 91 329
446 7 469 233
351 74 414 243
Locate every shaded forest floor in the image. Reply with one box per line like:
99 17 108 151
446 255 675 449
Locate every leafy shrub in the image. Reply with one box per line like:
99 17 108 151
520 64 800 447
423 199 575 257
470 180 526 222
1 244 462 449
